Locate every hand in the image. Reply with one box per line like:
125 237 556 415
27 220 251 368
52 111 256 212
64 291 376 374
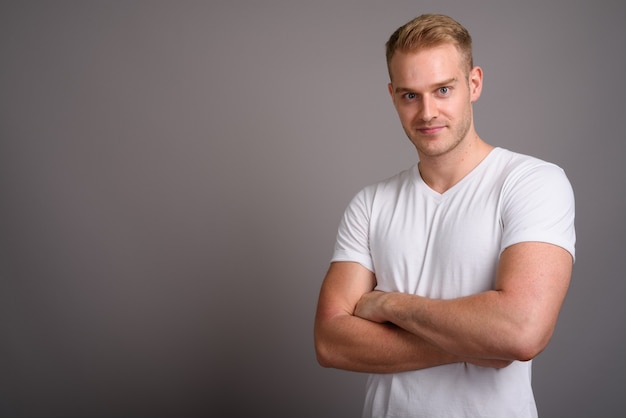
354 290 388 323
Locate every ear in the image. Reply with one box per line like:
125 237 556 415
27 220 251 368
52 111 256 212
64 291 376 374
469 66 483 102
387 83 396 105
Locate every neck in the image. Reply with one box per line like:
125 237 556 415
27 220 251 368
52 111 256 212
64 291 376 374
417 135 493 194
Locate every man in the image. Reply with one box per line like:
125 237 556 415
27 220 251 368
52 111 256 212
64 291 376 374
314 14 575 417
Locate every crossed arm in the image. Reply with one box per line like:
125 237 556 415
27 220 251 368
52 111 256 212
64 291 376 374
314 241 573 373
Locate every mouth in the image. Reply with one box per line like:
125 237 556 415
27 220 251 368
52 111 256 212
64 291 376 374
417 126 445 135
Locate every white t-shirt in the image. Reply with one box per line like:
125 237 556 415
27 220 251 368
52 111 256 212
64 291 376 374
331 147 576 417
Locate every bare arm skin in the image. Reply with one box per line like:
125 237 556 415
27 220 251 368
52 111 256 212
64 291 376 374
314 261 511 373
354 242 573 362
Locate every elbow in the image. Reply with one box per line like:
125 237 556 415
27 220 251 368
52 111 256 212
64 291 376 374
315 345 333 368
315 337 349 369
505 326 553 362
314 325 352 369
509 344 543 363
314 329 336 368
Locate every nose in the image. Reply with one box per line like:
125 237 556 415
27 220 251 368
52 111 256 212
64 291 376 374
418 96 438 122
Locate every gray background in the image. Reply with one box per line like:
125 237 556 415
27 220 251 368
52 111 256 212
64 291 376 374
1 1 624 417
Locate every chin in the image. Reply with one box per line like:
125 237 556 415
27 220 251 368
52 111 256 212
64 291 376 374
416 142 460 159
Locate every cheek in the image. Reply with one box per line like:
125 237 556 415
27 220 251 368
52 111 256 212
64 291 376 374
441 100 466 119
397 106 417 123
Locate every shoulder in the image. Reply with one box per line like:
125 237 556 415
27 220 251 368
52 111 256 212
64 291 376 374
358 165 418 199
496 149 576 255
487 148 571 191
490 147 562 173
341 165 418 221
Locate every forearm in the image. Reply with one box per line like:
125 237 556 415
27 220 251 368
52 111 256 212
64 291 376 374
377 291 527 361
314 311 507 373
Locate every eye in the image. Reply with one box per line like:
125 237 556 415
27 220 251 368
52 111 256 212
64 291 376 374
404 92 417 100
438 87 450 95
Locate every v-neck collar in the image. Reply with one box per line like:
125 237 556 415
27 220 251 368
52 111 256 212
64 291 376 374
411 147 500 199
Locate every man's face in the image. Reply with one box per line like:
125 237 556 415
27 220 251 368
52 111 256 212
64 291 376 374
388 44 482 159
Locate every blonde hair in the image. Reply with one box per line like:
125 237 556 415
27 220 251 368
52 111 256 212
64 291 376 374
385 14 473 78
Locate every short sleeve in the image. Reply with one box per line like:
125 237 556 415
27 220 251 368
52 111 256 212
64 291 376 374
500 162 576 261
331 188 375 272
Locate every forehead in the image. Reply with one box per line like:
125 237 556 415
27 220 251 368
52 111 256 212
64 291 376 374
389 44 465 88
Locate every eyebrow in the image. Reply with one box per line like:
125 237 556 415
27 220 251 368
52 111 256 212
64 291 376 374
394 77 458 94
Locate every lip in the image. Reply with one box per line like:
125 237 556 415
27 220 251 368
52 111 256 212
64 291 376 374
417 126 445 135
